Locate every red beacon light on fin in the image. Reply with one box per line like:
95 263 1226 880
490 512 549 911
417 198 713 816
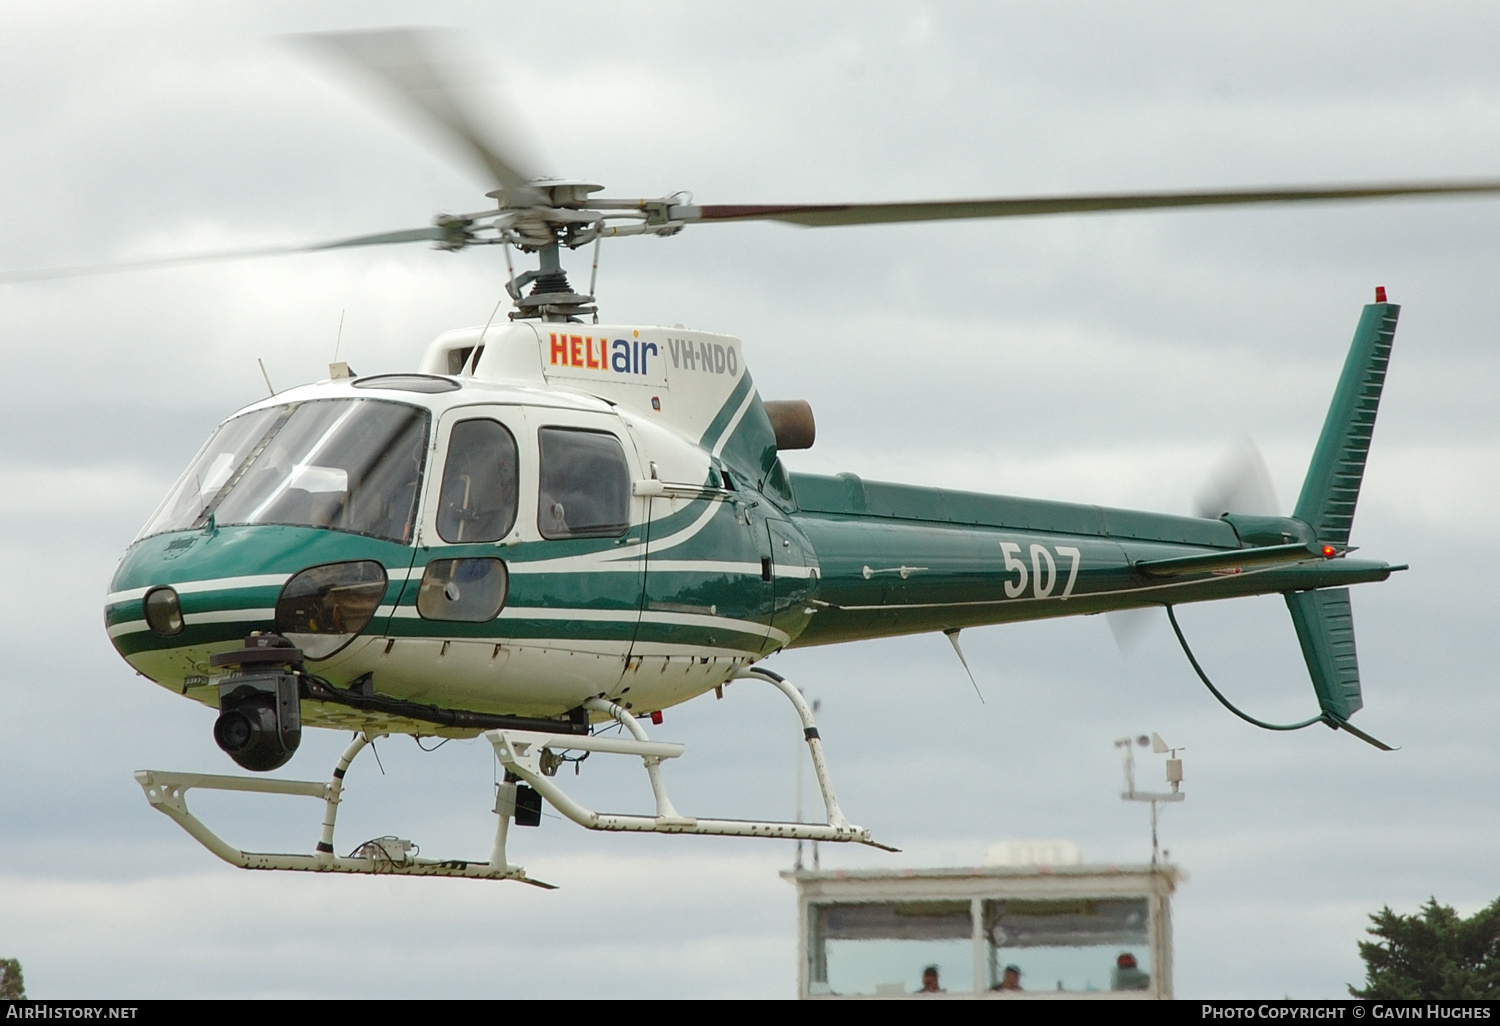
1375 286 1388 303
1322 545 1337 558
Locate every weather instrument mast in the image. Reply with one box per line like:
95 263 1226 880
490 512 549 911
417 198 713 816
1116 733 1186 866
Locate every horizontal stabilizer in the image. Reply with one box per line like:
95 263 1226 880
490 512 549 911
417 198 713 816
1136 542 1317 578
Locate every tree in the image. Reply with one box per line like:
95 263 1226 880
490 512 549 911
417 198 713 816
1351 897 1500 999
0 959 24 1000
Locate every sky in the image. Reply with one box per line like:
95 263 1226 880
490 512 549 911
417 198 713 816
2 0 1500 999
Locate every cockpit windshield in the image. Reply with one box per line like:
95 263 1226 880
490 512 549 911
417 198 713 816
138 399 430 544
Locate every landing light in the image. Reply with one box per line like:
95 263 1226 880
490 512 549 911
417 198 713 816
143 587 184 637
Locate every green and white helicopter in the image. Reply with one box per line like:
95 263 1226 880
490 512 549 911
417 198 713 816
83 31 1500 886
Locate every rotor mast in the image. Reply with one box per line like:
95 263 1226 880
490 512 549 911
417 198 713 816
482 178 690 323
491 180 602 322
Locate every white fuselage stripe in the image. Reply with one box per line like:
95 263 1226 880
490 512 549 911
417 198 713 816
506 497 725 572
108 605 277 638
188 607 276 625
826 558 1323 611
505 559 814 577
711 388 758 460
640 610 786 646
385 604 784 645
106 573 292 606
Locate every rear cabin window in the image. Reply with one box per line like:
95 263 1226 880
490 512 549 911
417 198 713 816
436 419 519 543
537 428 630 539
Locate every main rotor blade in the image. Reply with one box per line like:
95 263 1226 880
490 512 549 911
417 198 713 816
297 29 538 200
310 225 453 250
687 179 1500 227
0 225 449 284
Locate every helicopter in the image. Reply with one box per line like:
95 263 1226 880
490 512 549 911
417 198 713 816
72 30 1500 886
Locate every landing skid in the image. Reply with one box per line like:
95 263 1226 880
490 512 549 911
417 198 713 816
136 733 556 887
493 667 895 849
135 665 893 885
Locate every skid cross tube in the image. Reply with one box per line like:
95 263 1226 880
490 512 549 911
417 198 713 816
135 732 553 886
585 696 687 821
731 666 856 832
487 673 896 850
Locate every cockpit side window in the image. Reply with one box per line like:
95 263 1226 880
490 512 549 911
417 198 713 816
137 406 283 539
536 427 630 540
436 419 519 543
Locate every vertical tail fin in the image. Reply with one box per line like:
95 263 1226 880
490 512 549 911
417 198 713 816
1286 297 1399 743
1292 300 1399 546
1285 586 1362 720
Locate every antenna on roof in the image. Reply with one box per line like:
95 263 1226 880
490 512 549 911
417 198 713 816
329 310 354 379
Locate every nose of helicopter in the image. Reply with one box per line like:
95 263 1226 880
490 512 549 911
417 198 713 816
105 525 412 691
